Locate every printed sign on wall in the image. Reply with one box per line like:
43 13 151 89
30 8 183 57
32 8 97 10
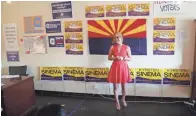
64 32 83 43
106 4 126 17
6 51 19 62
153 1 192 14
153 42 175 55
135 68 162 84
153 30 175 42
128 3 150 16
64 21 82 32
48 35 64 47
40 67 63 80
85 6 104 18
65 43 83 55
153 18 176 30
45 21 61 33
51 1 72 19
153 17 176 55
23 36 47 54
24 16 44 34
163 69 191 85
63 67 85 81
3 24 19 51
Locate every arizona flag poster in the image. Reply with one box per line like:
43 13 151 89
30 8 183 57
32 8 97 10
88 19 147 55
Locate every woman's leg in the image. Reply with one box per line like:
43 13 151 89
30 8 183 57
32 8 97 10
121 83 127 107
113 83 120 110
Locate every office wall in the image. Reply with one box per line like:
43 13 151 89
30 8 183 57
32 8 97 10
1 1 196 98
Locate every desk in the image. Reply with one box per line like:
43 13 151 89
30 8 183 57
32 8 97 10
1 76 36 116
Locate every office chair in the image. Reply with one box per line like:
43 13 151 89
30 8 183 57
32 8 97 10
8 65 28 76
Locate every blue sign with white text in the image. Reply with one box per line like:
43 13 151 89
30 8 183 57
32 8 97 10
51 1 72 19
45 21 61 33
48 36 64 47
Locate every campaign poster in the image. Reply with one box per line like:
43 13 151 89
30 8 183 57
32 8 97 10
65 43 83 55
153 42 175 55
45 21 61 33
85 68 109 82
51 1 72 19
128 3 150 16
135 68 162 84
23 36 47 54
163 69 191 85
6 51 19 62
40 67 63 80
23 16 44 34
153 30 175 42
48 35 64 47
63 67 85 81
85 5 104 18
3 24 19 52
64 21 82 32
106 4 126 17
153 17 176 30
64 32 83 43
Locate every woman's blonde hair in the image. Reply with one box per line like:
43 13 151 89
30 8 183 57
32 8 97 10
112 32 123 44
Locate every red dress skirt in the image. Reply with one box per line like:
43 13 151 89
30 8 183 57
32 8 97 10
107 44 132 83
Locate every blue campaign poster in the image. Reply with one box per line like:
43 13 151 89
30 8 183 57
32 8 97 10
51 1 72 19
45 21 61 33
48 36 64 47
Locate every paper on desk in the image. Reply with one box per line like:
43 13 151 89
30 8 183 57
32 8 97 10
1 75 19 78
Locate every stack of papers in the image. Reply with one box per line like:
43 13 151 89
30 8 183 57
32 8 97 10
1 75 19 78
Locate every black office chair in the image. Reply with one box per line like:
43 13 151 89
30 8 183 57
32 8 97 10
8 65 28 76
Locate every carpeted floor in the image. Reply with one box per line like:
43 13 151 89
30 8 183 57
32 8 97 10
27 95 195 116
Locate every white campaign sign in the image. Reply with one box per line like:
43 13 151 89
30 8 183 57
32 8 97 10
153 1 194 15
3 24 19 51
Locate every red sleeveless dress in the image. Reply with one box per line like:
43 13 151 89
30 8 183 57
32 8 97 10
107 44 132 83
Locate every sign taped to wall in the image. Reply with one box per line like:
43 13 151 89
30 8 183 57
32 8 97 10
3 24 19 51
64 32 83 43
153 30 175 42
65 43 83 55
24 16 44 34
153 18 175 30
64 21 82 32
45 21 61 33
106 4 126 17
63 67 85 81
163 69 191 85
40 67 63 80
23 36 47 54
85 68 109 82
153 42 175 55
51 1 72 19
135 68 162 84
128 3 150 16
85 5 104 18
48 35 64 47
6 51 19 62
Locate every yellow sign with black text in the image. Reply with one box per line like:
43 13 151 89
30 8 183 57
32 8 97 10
135 68 162 84
40 67 63 80
163 69 191 85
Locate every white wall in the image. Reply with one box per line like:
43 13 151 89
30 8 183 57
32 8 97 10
1 1 196 98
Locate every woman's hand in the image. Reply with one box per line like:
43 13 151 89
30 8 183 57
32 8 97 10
116 56 123 60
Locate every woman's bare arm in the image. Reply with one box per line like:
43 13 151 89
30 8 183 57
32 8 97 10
124 46 131 61
108 46 117 60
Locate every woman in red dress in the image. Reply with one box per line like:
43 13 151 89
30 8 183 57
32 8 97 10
107 33 132 110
